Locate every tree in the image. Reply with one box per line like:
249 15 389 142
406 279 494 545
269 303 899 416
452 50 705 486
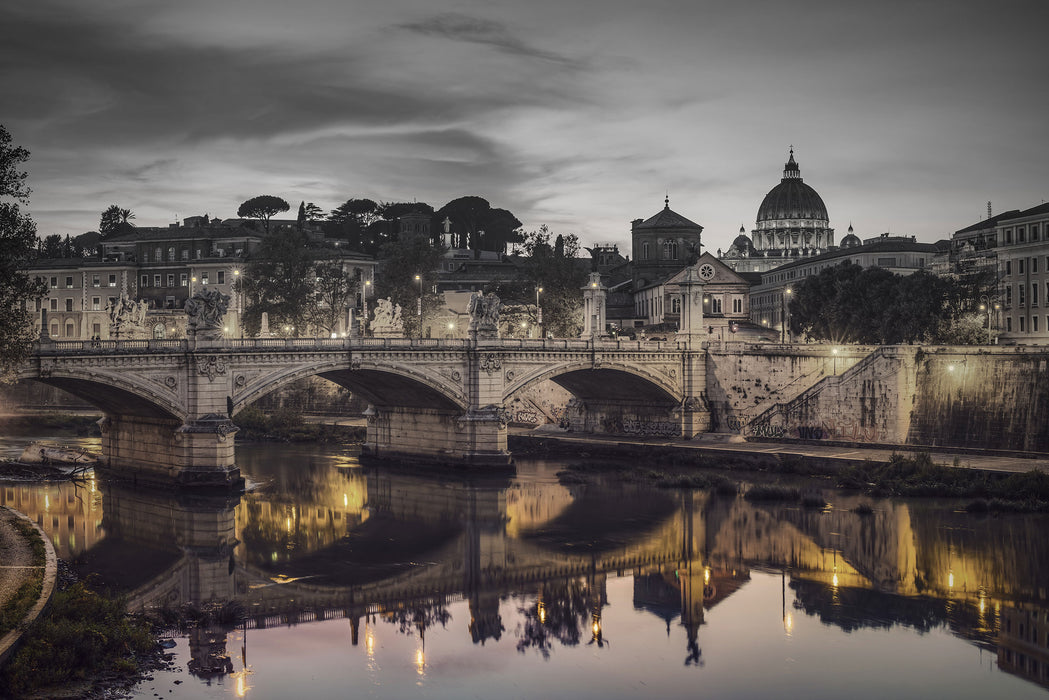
435 196 522 252
512 226 586 337
789 263 973 344
40 233 64 259
0 124 47 381
373 231 444 338
98 204 135 239
238 227 314 336
302 202 324 222
310 260 358 335
237 195 290 234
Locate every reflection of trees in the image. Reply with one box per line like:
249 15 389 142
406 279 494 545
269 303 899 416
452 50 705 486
789 578 993 646
382 601 452 636
516 580 594 658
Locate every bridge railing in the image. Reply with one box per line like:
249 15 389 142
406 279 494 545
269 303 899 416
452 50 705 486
34 335 690 355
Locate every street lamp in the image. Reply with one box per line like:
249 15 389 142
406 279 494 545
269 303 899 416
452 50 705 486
536 286 543 338
414 274 422 339
782 287 792 343
979 295 999 346
362 279 371 336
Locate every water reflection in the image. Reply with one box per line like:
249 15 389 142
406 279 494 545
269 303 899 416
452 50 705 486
3 443 1049 696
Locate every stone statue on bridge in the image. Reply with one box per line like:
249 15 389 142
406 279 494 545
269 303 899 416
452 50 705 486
106 295 148 339
371 297 404 338
468 291 501 339
185 289 230 340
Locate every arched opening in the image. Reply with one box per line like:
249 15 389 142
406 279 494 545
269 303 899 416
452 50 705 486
152 323 166 340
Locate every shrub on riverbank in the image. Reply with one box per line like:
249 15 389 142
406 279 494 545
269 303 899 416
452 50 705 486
838 452 1049 507
0 412 101 436
234 405 364 443
0 583 160 698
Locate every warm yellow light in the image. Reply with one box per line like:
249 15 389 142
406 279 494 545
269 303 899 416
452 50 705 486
704 567 711 584
947 364 955 372
979 597 986 614
832 347 839 355
235 673 248 697
592 620 601 636
784 612 794 635
948 572 954 588
343 493 348 508
448 322 454 330
415 647 425 671
538 602 546 624
191 277 197 282
832 573 839 588
520 321 528 328
786 288 792 295
538 287 543 293
366 630 375 657
414 275 420 281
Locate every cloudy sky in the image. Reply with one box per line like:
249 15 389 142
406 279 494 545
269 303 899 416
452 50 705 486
3 0 1047 255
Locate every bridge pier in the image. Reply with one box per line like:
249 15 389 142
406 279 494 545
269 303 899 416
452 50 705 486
362 405 510 467
99 414 242 489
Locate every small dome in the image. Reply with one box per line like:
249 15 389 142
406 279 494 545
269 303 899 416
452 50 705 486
840 232 861 248
730 232 754 256
756 150 829 224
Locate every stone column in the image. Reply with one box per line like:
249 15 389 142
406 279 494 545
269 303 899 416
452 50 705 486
581 272 606 339
675 267 705 345
259 311 271 338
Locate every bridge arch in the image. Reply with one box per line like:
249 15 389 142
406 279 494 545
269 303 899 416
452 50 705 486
503 361 682 407
14 368 184 421
233 358 468 415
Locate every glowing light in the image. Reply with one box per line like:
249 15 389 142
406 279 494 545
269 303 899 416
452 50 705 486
832 573 839 588
415 647 425 673
592 619 601 636
343 493 348 508
949 571 955 588
784 612 794 635
979 597 986 614
538 601 546 624
832 347 839 355
704 567 711 584
448 322 455 330
947 364 955 372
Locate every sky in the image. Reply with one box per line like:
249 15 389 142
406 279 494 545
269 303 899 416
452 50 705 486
2 0 1047 256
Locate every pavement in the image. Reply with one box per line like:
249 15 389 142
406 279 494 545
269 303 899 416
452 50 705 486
0 507 57 668
510 427 1049 474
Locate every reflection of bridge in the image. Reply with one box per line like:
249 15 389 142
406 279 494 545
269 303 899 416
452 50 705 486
22 336 708 485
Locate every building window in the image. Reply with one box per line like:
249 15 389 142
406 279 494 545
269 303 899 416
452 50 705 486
196 249 202 260
92 323 101 335
201 272 209 285
671 297 681 314
168 247 176 261
733 297 743 314
1033 283 1039 307
662 240 678 260
1034 316 1040 333
181 249 189 260
180 273 188 287
64 322 74 337
50 322 58 337
153 274 161 287
877 257 897 267
1032 224 1041 241
1005 229 1013 244
141 275 149 287
65 298 73 312
64 276 73 288
167 274 174 287
1007 317 1013 332
155 247 162 261
109 274 116 287
49 276 57 288
711 297 723 314
1005 260 1012 275
91 297 100 311
1034 258 1039 274
92 274 100 287
1019 285 1025 307
143 250 149 263
49 298 57 311
1019 259 1025 275
1020 316 1025 332
217 270 225 285
1018 227 1026 243
642 242 650 260
1006 286 1013 306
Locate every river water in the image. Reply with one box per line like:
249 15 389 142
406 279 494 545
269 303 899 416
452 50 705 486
2 435 1048 699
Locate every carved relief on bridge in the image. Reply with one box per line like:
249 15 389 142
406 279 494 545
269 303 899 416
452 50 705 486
196 355 228 382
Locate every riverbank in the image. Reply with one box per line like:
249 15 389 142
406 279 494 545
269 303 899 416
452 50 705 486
0 508 57 669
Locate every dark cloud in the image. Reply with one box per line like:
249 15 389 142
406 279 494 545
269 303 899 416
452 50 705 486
396 12 585 68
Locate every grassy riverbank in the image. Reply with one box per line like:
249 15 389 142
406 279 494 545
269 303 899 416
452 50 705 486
0 412 101 437
0 581 163 699
234 405 365 443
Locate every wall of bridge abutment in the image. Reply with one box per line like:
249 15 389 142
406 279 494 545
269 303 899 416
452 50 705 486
362 406 511 467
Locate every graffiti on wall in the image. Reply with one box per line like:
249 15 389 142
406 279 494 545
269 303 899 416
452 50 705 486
724 416 883 443
601 416 682 438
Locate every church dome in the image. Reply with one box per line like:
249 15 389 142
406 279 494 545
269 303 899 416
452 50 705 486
756 150 829 223
840 224 861 248
729 226 754 255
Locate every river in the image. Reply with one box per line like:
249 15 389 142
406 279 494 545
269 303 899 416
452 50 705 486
2 434 1048 699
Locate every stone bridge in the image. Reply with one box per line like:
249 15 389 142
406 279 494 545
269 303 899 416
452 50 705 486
20 335 709 486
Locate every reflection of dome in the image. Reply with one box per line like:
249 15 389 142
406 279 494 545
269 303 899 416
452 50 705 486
756 150 829 223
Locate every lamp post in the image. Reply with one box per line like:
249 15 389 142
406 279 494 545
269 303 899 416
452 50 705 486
782 287 792 343
979 295 999 346
414 274 422 339
536 286 543 338
362 279 370 336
